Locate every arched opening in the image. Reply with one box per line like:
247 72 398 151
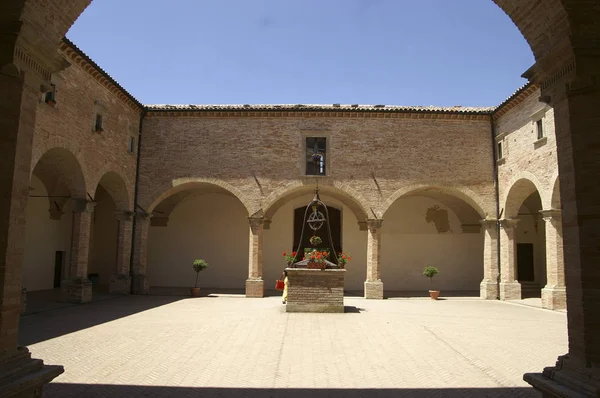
503 178 547 299
146 184 249 294
88 172 130 292
381 187 485 296
263 186 368 296
23 148 86 297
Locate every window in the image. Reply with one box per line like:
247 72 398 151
128 136 136 153
536 119 544 140
305 137 326 176
497 141 503 160
44 85 56 106
94 114 104 132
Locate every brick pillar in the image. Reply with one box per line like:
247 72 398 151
131 212 152 294
245 217 264 298
61 199 95 304
364 219 383 299
480 218 499 300
499 218 521 300
539 209 566 310
109 211 133 295
524 74 600 396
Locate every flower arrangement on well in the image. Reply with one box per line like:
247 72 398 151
283 251 298 265
309 235 322 246
337 252 352 268
306 249 329 264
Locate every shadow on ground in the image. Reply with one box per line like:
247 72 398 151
44 384 540 398
19 295 183 346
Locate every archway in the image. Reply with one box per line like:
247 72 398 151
146 183 249 294
381 187 485 296
23 148 86 295
263 185 369 296
88 171 131 293
502 178 547 299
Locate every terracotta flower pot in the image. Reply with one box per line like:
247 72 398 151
307 261 326 269
429 290 440 300
190 287 200 297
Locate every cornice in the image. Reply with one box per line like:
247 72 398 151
59 38 143 114
492 82 539 121
145 109 492 121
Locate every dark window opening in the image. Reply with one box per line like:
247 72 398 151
95 114 104 132
129 137 136 153
536 119 544 140
306 137 326 176
44 87 56 105
497 141 503 159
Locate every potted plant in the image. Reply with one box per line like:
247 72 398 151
191 259 208 297
306 250 328 269
283 251 298 266
309 235 322 246
423 266 440 300
337 252 352 269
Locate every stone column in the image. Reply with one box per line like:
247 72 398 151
61 199 95 303
479 218 499 300
498 218 521 300
131 212 152 294
539 209 566 310
245 217 264 298
364 219 383 299
524 66 600 395
109 211 134 295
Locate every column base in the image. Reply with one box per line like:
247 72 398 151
364 281 384 299
480 279 499 300
131 274 149 295
524 355 600 397
109 274 131 295
245 278 264 298
499 281 521 300
60 278 92 303
541 286 566 310
0 347 63 398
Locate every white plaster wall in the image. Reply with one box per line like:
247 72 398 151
23 175 73 291
88 186 118 285
147 193 248 289
263 194 367 293
381 196 483 292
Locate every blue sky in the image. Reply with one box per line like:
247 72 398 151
67 0 534 107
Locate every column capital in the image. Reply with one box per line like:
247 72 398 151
540 209 562 222
135 210 153 220
499 218 519 229
115 210 134 222
72 199 96 213
248 216 264 233
480 217 498 228
366 219 383 231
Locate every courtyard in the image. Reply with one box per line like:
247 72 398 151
19 294 567 397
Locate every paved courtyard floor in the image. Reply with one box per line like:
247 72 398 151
19 294 567 398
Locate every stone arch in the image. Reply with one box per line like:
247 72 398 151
550 171 561 210
502 172 546 218
381 184 489 221
92 170 131 211
263 181 370 223
147 178 252 216
30 146 88 199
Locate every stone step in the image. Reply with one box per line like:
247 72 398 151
0 348 63 397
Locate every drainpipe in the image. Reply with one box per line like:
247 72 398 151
129 108 147 294
490 115 501 300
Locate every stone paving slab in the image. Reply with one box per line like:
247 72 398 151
17 295 567 397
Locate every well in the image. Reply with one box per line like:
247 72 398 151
285 268 346 313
